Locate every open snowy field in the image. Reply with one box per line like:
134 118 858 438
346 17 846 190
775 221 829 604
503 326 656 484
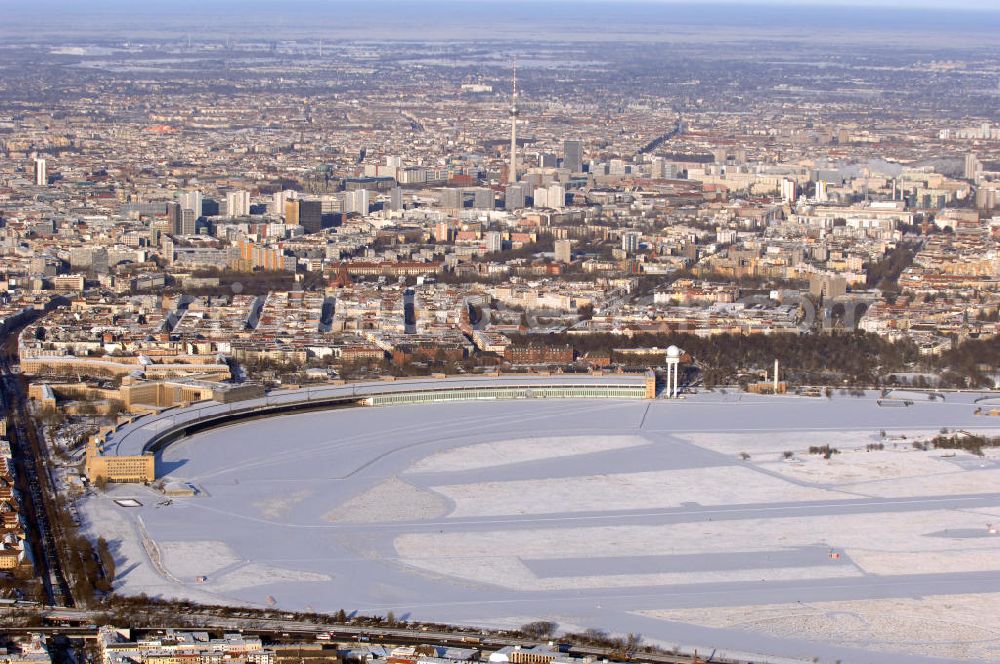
79 391 1000 663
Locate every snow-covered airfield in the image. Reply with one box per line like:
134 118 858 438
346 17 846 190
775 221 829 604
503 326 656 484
82 388 1000 663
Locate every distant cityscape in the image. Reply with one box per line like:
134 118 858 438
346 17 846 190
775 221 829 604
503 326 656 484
1 3 1000 664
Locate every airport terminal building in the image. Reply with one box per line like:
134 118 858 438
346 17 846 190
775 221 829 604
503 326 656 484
85 372 658 483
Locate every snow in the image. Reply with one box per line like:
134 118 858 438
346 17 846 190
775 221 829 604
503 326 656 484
396 555 863 592
639 593 1000 663
407 435 649 473
757 447 965 484
158 540 241 578
433 467 840 518
849 467 1000 498
254 489 315 520
77 392 1000 664
208 563 332 593
324 477 449 523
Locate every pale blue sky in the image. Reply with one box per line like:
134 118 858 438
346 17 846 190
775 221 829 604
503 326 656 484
564 0 998 7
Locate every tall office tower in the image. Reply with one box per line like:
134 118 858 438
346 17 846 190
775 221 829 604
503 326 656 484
434 222 451 243
226 190 251 217
178 209 196 236
485 230 503 253
622 231 641 254
347 189 370 215
533 187 548 208
651 156 666 179
166 202 182 233
472 187 494 210
384 155 403 179
965 153 982 180
33 157 47 186
563 140 583 174
547 184 566 209
273 189 297 215
508 61 519 184
403 288 417 334
389 187 403 211
815 180 829 202
505 183 526 210
780 178 798 203
284 199 300 226
540 153 558 168
161 237 175 264
440 188 463 209
179 190 203 218
554 238 572 264
299 200 322 234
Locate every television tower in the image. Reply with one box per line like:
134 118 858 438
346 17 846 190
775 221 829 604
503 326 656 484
508 59 519 184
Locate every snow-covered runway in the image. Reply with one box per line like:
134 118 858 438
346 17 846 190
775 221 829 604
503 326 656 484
81 391 1000 663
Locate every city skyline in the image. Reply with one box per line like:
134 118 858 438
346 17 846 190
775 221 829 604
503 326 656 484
1 1 1000 663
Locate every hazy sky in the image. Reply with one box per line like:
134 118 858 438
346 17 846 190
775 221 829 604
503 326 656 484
556 0 998 7
4 0 998 44
10 0 1000 7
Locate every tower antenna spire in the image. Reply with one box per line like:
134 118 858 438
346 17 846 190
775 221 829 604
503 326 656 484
508 57 519 184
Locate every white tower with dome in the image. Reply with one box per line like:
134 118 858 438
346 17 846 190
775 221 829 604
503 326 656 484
666 345 681 398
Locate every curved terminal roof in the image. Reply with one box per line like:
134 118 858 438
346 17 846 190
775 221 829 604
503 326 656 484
102 373 652 458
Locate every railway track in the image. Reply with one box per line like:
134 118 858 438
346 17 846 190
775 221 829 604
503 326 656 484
2 607 740 664
1 312 75 608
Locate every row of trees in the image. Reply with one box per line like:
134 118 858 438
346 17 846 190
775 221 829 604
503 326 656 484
506 328 1000 389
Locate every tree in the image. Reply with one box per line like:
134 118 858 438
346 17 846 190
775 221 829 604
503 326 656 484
521 620 558 639
97 537 116 590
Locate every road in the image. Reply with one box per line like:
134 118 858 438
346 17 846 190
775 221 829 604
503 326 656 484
1 306 74 607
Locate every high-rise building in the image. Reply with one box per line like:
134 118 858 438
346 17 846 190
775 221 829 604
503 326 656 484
284 199 300 226
346 189 370 215
226 190 251 217
167 202 196 235
485 231 503 253
534 187 548 208
299 200 322 234
166 202 182 234
554 238 572 263
273 189 297 216
179 190 203 218
33 158 47 186
563 140 583 173
505 183 526 211
547 184 566 209
471 187 494 210
815 180 829 202
178 209 196 236
389 187 403 211
434 222 452 243
622 231 641 254
780 178 798 203
540 152 558 168
965 153 982 180
440 188 463 209
508 62 519 184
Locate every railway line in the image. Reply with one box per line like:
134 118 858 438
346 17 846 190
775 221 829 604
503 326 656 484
1 312 74 608
0 607 734 664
